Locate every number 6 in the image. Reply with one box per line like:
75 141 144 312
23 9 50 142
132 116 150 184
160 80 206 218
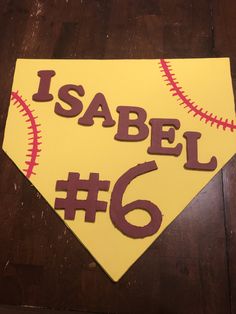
110 161 162 239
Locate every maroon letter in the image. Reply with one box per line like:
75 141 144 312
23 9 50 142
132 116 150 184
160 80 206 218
32 70 55 102
110 161 162 239
54 84 84 117
148 118 182 156
184 132 217 171
78 93 115 127
115 106 149 141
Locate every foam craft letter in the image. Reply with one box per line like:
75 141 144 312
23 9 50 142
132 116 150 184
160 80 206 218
55 172 110 222
184 131 217 171
78 92 116 127
115 106 149 141
33 70 55 102
3 58 236 282
148 118 182 156
110 160 162 239
55 84 84 117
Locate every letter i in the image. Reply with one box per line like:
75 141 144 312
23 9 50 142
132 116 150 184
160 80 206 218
32 70 56 102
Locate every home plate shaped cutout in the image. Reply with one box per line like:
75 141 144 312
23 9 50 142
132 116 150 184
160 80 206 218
3 58 236 281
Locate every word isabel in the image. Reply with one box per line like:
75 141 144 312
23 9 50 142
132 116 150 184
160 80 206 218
33 70 217 171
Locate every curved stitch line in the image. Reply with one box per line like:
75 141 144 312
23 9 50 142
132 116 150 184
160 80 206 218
159 59 236 132
11 91 41 178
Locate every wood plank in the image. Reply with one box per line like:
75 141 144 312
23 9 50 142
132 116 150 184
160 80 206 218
222 156 236 314
213 1 236 313
213 0 236 76
0 305 96 314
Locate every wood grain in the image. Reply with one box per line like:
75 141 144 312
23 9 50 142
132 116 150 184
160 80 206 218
0 1 235 313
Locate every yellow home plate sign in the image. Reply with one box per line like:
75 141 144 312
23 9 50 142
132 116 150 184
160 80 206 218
3 58 236 281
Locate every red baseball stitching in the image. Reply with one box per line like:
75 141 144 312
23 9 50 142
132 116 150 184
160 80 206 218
11 91 41 178
159 59 236 132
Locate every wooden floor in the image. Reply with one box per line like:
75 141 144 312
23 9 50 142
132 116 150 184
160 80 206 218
0 0 236 313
